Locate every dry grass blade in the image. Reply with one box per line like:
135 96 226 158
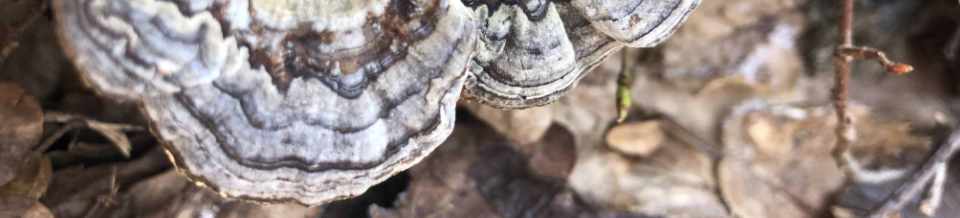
38 111 144 157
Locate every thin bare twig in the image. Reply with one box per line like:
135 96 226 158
837 47 913 75
43 111 144 132
34 120 84 154
832 0 913 173
919 163 948 216
831 2 924 216
867 130 960 218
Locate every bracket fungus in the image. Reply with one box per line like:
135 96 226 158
53 0 699 204
462 0 700 108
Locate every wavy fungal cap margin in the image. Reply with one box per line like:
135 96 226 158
52 0 699 205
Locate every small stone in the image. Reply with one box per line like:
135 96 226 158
605 121 665 157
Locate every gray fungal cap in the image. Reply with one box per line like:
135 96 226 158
463 0 699 108
53 0 698 204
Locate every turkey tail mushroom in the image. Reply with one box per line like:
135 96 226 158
52 0 697 205
53 0 233 100
54 0 476 205
464 2 580 108
572 0 700 47
463 0 699 108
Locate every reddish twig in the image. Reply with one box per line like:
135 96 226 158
832 0 855 173
832 0 914 171
831 1 925 216
837 47 914 75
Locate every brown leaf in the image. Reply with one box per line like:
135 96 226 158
369 124 501 218
605 121 666 157
719 101 845 218
570 118 728 217
42 147 170 217
529 126 578 180
0 153 52 200
718 101 932 218
0 82 43 186
372 121 625 218
622 0 808 146
0 196 53 218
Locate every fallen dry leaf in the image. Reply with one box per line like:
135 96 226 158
0 82 43 186
658 0 804 94
117 171 323 218
605 121 666 157
42 146 322 217
845 112 931 184
719 101 845 218
372 120 630 218
570 119 728 218
0 153 51 200
369 123 500 218
528 126 578 181
0 195 53 218
718 100 933 218
620 0 809 146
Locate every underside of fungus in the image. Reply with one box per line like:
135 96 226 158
53 0 699 204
